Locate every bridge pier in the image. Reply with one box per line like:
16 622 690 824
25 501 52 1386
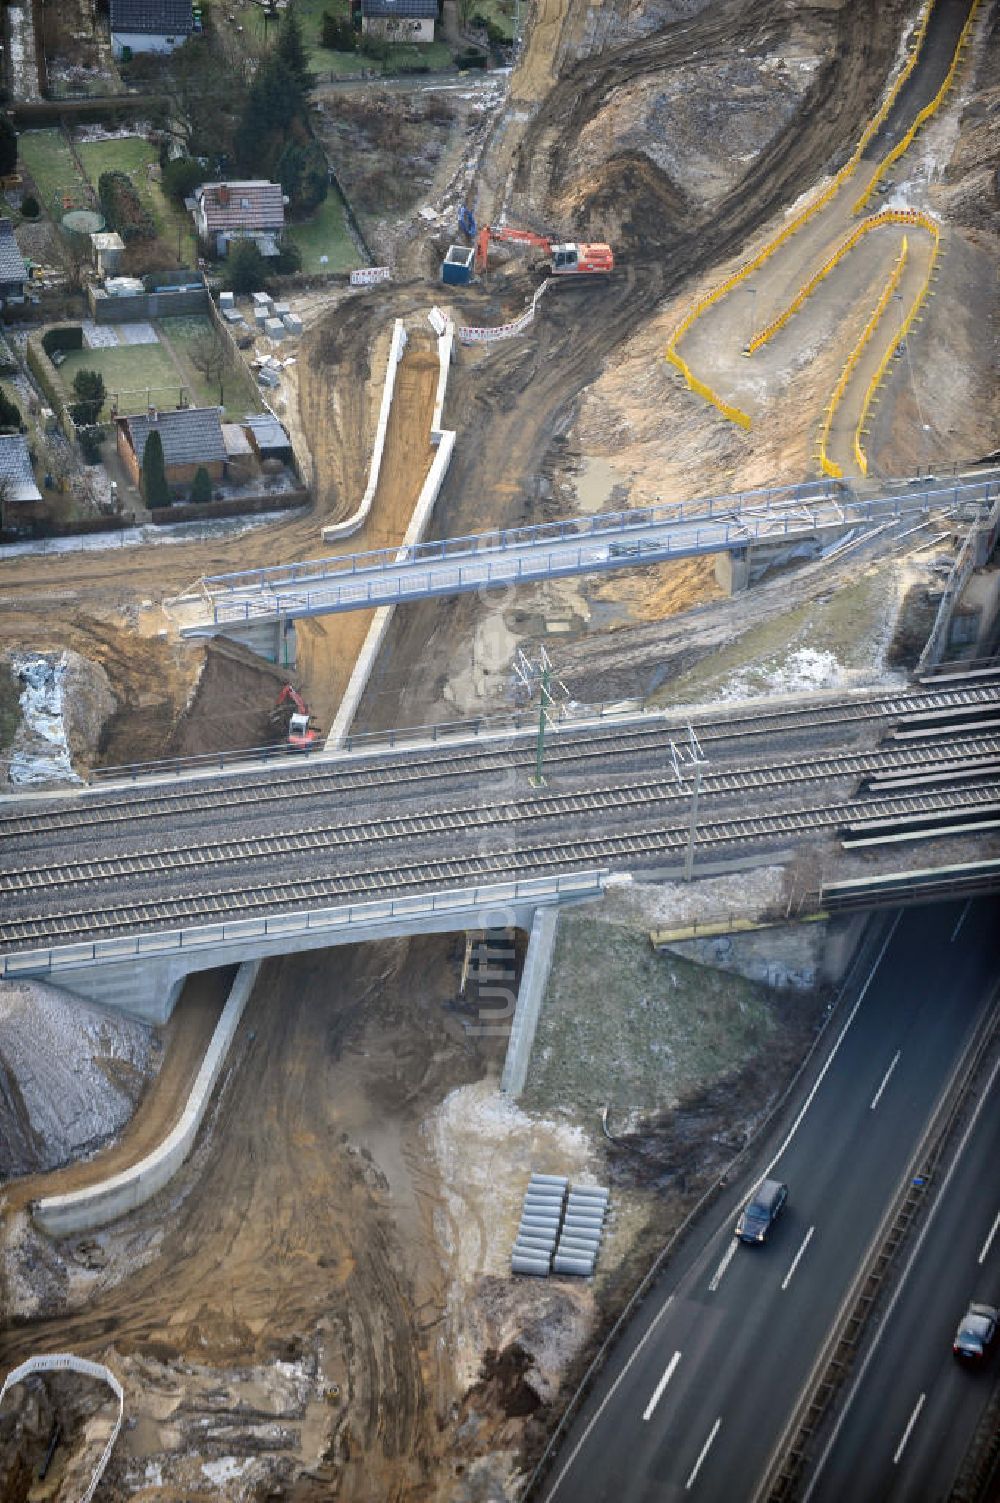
210 615 297 667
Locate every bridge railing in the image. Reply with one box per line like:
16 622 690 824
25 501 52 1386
0 871 609 978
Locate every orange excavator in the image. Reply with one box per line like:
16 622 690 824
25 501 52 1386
473 223 614 279
271 684 320 751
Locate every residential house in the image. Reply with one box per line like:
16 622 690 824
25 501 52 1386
116 406 226 495
361 0 438 43
243 413 294 466
0 435 41 511
192 182 286 259
109 0 194 58
0 221 28 308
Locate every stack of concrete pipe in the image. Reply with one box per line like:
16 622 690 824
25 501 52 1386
511 1173 567 1276
552 1184 610 1277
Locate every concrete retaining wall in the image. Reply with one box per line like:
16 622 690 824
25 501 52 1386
32 961 259 1237
326 320 456 747
501 906 559 1098
662 912 867 992
322 319 408 544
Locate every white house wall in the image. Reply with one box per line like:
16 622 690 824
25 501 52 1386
111 30 188 56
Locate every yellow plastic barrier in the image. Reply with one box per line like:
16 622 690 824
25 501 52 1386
853 214 942 475
818 235 909 478
854 0 982 214
747 208 928 353
665 0 937 428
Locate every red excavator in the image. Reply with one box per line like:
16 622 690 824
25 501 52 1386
473 224 614 279
271 685 320 751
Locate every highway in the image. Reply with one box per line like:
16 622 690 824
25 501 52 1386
804 1009 1000 1503
537 899 1000 1503
1 680 999 959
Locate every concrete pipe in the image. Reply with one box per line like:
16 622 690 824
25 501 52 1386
519 1221 560 1239
523 1193 565 1210
512 1254 551 1277
557 1239 600 1257
568 1185 609 1200
530 1173 569 1187
563 1215 604 1232
520 1211 562 1226
515 1236 556 1254
552 1254 594 1277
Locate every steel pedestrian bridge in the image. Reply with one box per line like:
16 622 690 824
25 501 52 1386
170 475 998 635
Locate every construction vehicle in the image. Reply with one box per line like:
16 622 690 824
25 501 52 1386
271 684 319 751
473 224 614 280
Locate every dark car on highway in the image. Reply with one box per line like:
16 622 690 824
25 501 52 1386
953 1302 998 1361
736 1179 788 1244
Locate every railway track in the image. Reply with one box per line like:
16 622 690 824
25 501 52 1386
4 777 998 951
3 734 998 897
3 679 999 844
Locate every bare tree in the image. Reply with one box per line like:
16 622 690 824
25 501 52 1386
188 326 231 388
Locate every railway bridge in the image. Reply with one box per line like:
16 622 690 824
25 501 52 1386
2 668 998 1020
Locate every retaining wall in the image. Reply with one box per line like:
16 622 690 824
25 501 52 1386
326 318 456 746
322 318 408 543
32 960 259 1236
500 906 559 1098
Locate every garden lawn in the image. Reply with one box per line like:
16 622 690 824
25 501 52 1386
287 193 359 274
18 130 91 217
58 342 186 418
286 0 454 74
156 316 264 418
76 137 198 264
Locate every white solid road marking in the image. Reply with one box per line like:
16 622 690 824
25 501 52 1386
643 1351 682 1422
708 1238 738 1292
765 916 900 1178
893 1393 926 1465
686 1418 721 1490
871 1050 902 1110
782 1227 815 1291
542 1295 675 1501
950 900 972 942
978 1208 1000 1265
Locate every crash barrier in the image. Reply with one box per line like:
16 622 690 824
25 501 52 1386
349 266 392 286
322 318 407 543
853 215 942 477
326 315 456 744
33 961 260 1236
854 0 983 214
457 280 550 345
664 0 937 429
0 1354 124 1503
818 235 910 479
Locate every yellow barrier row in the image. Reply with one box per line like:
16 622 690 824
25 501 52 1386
663 0 937 427
817 236 909 480
853 213 942 476
747 207 935 354
854 0 983 214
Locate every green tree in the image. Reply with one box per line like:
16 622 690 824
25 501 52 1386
20 193 39 219
225 237 268 295
70 369 107 427
191 465 213 503
141 428 171 508
234 55 307 174
0 387 21 432
275 141 304 204
161 155 206 203
274 237 302 276
0 116 17 178
321 13 356 51
275 5 313 94
296 140 328 212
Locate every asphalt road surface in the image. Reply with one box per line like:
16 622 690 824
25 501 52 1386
804 1011 1000 1502
540 898 1000 1503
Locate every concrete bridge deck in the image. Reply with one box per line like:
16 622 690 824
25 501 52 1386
169 475 998 635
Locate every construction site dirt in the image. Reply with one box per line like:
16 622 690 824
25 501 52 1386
1 0 998 1498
